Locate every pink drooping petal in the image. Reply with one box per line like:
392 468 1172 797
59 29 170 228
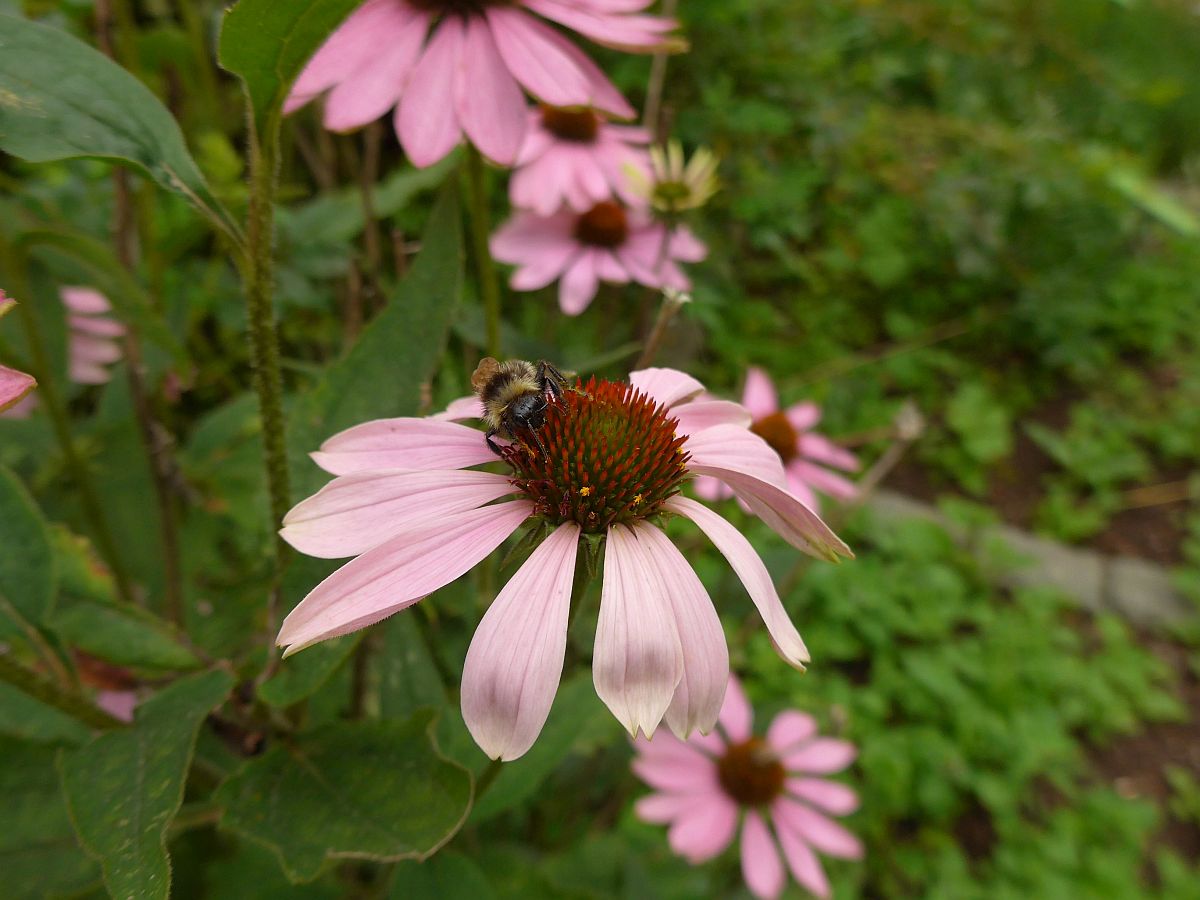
665 496 810 669
668 225 708 262
773 797 864 859
666 793 739 863
431 395 483 422
766 710 818 754
276 500 532 655
691 475 734 502
594 524 683 738
559 250 600 315
784 467 822 515
635 791 713 825
786 778 860 816
491 210 579 262
785 400 821 432
311 417 495 475
70 361 113 385
799 432 860 472
461 522 580 760
740 812 786 900
68 314 125 338
285 0 404 113
323 7 428 131
670 399 751 438
0 365 36 413
773 819 832 899
631 745 720 794
634 728 724 765
686 423 789 490
96 689 137 723
524 0 676 50
628 367 704 408
741 367 779 419
635 524 728 739
280 469 518 559
70 335 122 366
60 286 110 314
783 738 858 775
396 18 464 168
793 461 859 502
716 673 753 743
457 16 527 165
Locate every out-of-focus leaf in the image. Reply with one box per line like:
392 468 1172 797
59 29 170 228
58 669 233 900
0 464 56 629
217 0 360 135
286 177 464 497
378 613 445 720
215 712 473 883
0 681 90 745
0 15 238 240
201 840 342 900
50 600 201 672
390 851 495 899
0 737 98 899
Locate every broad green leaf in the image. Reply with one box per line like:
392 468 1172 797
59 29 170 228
259 634 360 708
0 737 98 899
287 177 464 497
390 851 495 900
379 613 445 720
58 669 234 900
0 681 90 745
202 840 342 900
0 464 56 629
216 712 473 882
218 0 361 135
0 15 238 240
50 600 201 672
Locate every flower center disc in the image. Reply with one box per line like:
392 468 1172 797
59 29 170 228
750 411 798 463
575 201 629 248
717 738 786 807
503 378 689 534
541 105 600 143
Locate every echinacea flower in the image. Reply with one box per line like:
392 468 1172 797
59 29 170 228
285 0 679 167
626 140 719 215
278 367 850 760
491 202 706 315
0 291 36 414
510 106 651 215
61 286 125 386
633 676 862 899
697 367 859 514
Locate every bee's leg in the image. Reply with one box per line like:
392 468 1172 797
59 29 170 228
537 360 568 398
485 429 505 457
528 427 550 459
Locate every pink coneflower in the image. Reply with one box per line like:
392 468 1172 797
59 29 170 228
510 106 651 215
0 291 36 414
490 201 706 315
285 0 678 167
278 367 850 760
633 676 862 899
697 367 859 513
61 286 125 386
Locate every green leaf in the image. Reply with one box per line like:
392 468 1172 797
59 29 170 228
0 15 238 241
390 851 495 900
215 712 473 883
287 177 464 497
49 599 201 672
0 737 98 899
379 614 445 720
0 464 56 630
0 681 90 745
58 669 234 900
259 634 360 709
217 0 361 135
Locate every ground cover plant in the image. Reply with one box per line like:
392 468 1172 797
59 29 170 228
0 0 1198 897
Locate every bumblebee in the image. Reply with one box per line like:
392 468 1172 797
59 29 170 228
471 358 570 456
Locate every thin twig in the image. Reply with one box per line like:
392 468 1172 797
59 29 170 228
634 288 691 369
641 0 680 136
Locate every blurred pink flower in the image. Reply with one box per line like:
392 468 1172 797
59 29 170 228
62 286 125 386
278 367 850 760
491 201 706 315
0 291 36 414
510 106 651 215
285 0 677 167
633 676 862 899
696 367 859 513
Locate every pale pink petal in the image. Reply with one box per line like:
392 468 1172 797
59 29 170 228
686 424 788 489
691 475 734 502
68 315 125 338
628 367 704 408
766 710 818 753
773 797 864 859
276 500 532 655
490 211 578 261
431 395 483 422
670 399 751 438
593 524 683 738
793 461 859 502
668 226 708 262
635 524 728 739
280 469 517 558
783 739 858 774
742 367 779 418
70 335 122 366
71 361 113 385
635 791 710 824
667 794 739 862
95 689 137 723
558 251 600 315
0 365 36 413
461 522 580 760
799 433 861 472
457 17 527 165
786 778 860 816
524 0 675 50
0 296 14 319
740 812 786 900
323 9 428 131
634 729 724 765
665 496 810 669
510 247 582 291
60 287 110 314
773 817 832 899
592 249 629 283
717 673 753 743
784 467 822 515
785 401 821 432
311 417 495 475
396 18 464 168
631 748 720 794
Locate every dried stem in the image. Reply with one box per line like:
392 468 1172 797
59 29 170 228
634 288 690 369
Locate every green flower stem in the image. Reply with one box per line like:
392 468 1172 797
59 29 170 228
0 653 124 731
464 146 503 358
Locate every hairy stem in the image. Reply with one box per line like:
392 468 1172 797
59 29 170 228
642 0 680 136
464 147 503 358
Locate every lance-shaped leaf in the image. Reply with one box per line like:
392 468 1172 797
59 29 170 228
215 712 473 883
58 670 234 900
0 15 239 241
0 465 56 633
